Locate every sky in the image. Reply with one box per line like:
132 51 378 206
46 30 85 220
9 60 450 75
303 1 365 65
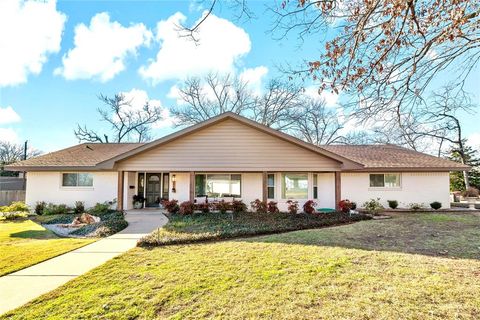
0 0 479 153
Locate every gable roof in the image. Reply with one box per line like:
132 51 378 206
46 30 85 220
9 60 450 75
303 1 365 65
96 112 363 170
322 144 470 171
6 112 469 172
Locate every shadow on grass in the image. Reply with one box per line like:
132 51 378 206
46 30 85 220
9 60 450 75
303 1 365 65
10 230 56 240
245 212 480 260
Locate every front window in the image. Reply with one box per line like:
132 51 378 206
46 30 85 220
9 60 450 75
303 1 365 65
282 173 308 199
195 174 241 197
62 173 93 187
369 173 400 188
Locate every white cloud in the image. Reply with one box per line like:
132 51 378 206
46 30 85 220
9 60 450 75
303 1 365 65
0 106 21 125
0 0 66 87
0 128 19 143
468 132 480 151
304 85 340 108
139 12 251 84
55 12 152 82
239 66 269 95
120 89 176 128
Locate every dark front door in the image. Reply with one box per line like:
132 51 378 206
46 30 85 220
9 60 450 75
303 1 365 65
146 173 161 207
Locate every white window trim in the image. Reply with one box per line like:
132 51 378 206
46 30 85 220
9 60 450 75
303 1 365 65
368 173 402 190
195 173 243 198
281 172 309 200
60 172 94 190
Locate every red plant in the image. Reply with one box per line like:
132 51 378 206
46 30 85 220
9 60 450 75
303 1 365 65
286 200 299 214
162 199 179 214
215 200 230 213
195 202 210 213
338 199 353 213
250 199 267 213
303 200 317 214
267 201 279 214
231 200 247 213
179 201 195 215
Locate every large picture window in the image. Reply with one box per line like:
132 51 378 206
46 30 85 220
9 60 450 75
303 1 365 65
282 173 308 199
195 174 241 197
369 173 400 188
62 173 93 187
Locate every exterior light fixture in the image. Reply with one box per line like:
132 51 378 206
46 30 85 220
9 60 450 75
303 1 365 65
172 174 176 193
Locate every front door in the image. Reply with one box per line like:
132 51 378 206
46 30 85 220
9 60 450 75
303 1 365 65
146 173 161 207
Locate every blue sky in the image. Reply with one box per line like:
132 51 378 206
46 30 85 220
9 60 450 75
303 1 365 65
0 0 479 153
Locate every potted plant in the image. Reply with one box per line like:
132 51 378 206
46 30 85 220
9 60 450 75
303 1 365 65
462 187 479 210
132 194 145 209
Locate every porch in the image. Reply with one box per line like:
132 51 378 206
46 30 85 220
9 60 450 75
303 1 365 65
117 171 342 212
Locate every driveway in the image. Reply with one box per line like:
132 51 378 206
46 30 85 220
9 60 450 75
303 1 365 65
0 211 168 315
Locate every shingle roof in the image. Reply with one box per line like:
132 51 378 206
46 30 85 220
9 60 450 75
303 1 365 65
321 144 470 170
7 143 143 169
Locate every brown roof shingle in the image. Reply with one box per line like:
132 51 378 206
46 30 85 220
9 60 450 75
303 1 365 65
7 143 144 169
321 144 470 170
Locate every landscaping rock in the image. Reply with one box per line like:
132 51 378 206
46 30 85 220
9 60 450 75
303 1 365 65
72 213 100 225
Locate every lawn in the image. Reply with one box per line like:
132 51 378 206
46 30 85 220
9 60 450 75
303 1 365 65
0 219 95 276
2 212 480 319
139 211 369 246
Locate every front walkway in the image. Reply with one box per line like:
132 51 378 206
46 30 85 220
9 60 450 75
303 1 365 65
0 211 168 315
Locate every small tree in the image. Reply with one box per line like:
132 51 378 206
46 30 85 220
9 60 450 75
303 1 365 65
0 141 42 176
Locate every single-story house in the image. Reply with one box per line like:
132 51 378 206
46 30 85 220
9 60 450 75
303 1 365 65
7 112 469 211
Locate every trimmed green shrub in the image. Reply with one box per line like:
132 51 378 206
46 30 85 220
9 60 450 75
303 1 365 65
430 201 442 210
89 202 110 215
74 201 85 214
35 201 46 215
43 203 70 215
387 200 398 209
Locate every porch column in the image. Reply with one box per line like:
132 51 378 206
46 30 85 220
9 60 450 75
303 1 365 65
334 171 341 210
117 171 124 211
262 172 268 203
189 171 195 202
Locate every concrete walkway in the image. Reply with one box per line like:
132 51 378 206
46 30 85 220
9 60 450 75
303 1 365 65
0 211 168 315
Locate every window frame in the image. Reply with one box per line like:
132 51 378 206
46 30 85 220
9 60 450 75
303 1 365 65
195 173 242 198
369 173 401 189
61 172 94 188
281 173 309 200
267 173 275 199
313 174 318 199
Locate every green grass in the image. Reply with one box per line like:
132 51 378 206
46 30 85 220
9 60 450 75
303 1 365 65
2 212 480 319
139 211 369 246
0 219 95 276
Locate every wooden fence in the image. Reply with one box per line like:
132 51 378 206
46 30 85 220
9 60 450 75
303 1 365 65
0 190 26 206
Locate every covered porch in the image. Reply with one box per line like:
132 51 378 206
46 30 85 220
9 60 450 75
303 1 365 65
117 171 342 212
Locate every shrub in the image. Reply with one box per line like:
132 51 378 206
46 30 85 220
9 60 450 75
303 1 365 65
250 199 267 213
462 187 479 198
0 211 28 220
430 201 442 210
162 199 179 214
89 202 110 215
267 201 279 214
215 200 230 214
196 202 210 213
363 198 384 215
0 201 29 213
231 200 247 213
351 202 357 210
286 200 299 214
338 199 353 213
92 219 128 237
35 201 46 215
303 200 317 214
387 200 398 209
132 194 145 206
74 201 85 214
43 203 70 215
179 201 195 215
408 203 424 211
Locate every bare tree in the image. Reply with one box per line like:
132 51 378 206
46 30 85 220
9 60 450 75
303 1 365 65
179 1 480 123
291 99 345 145
75 94 163 143
0 141 42 176
251 79 303 130
170 73 254 126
